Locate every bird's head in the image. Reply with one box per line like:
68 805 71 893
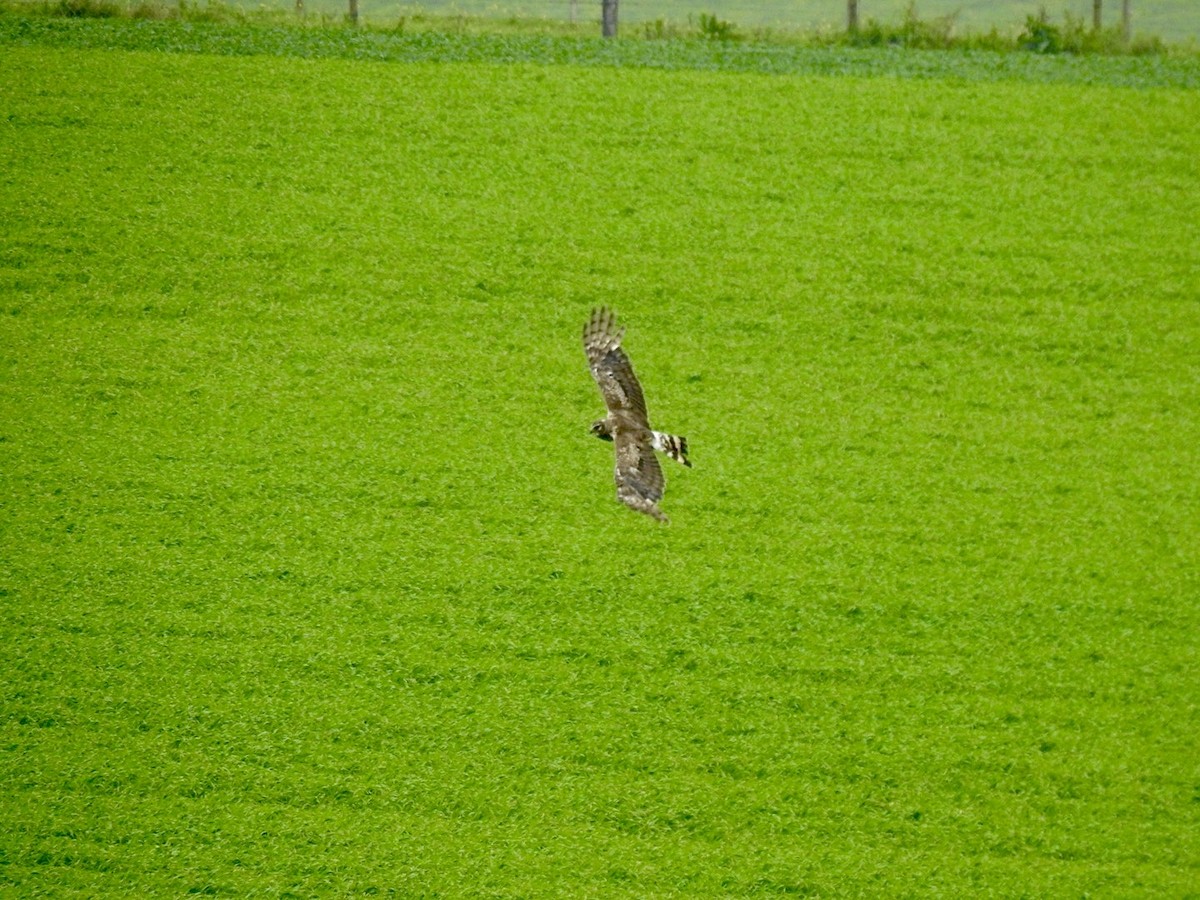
590 419 614 442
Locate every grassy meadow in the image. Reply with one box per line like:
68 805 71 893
2 20 1199 896
235 0 1200 45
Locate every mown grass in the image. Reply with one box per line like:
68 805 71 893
168 0 1200 47
3 0 1198 58
2 32 1199 897
4 10 1200 87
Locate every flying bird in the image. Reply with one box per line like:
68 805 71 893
583 307 691 523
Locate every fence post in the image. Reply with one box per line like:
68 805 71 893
1121 0 1131 41
1092 0 1101 31
847 0 859 33
601 0 617 36
347 0 358 24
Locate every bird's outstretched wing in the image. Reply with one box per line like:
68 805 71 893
614 429 668 522
583 306 677 523
583 306 648 423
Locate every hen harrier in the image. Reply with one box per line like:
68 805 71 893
584 307 691 523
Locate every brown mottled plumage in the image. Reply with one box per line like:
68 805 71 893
583 307 691 523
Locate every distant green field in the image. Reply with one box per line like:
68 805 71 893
241 0 1200 43
2 25 1198 896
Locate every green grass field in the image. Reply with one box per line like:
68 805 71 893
237 0 1200 44
2 19 1199 896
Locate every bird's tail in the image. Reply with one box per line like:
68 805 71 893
652 431 691 468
